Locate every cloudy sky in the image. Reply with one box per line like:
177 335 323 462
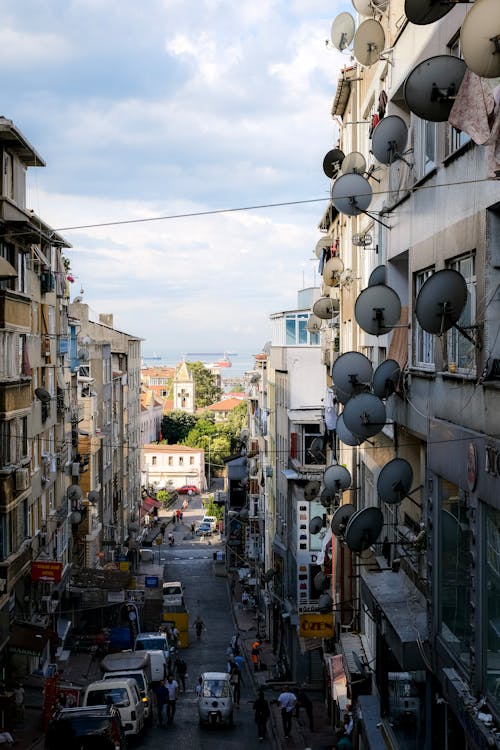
1 0 350 357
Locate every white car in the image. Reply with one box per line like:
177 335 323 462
82 678 145 737
202 515 218 531
198 671 234 727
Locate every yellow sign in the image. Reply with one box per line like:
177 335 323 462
299 612 334 638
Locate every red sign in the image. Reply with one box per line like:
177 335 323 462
31 561 62 583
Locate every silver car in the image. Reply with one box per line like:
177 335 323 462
197 672 234 726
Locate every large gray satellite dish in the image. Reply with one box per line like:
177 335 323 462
304 481 321 502
461 0 500 79
331 503 356 537
371 116 409 165
309 516 325 535
342 393 387 439
323 463 352 492
67 484 83 502
353 19 386 67
372 359 401 399
323 148 345 179
320 487 335 508
353 0 389 15
331 13 356 51
404 0 454 25
368 265 386 286
404 55 467 122
345 507 384 552
377 457 414 505
306 314 323 334
323 256 345 287
415 269 467 334
342 151 367 175
332 173 373 216
355 284 402 336
315 236 333 259
332 351 373 397
336 414 363 446
313 296 340 320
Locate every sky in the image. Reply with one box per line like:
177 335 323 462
1 0 351 356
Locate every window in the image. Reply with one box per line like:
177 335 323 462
152 456 157 466
0 421 11 467
414 269 435 367
286 313 319 345
447 37 470 156
447 254 476 372
168 456 173 466
485 506 500 711
419 119 436 176
179 456 184 466
302 424 324 465
190 456 194 465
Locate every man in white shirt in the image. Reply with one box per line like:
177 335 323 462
165 673 179 724
277 686 296 738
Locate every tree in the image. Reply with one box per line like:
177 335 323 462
186 361 223 408
161 410 197 444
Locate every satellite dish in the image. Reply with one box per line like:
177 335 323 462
332 351 373 398
323 463 352 493
355 284 402 336
404 55 467 122
372 359 401 399
35 387 51 403
331 503 356 536
404 0 454 25
314 571 329 590
240 427 250 443
67 485 83 502
342 151 367 175
306 314 323 334
352 233 373 247
461 0 500 79
415 269 467 334
313 296 340 319
318 592 333 613
371 115 409 165
353 0 389 15
368 264 386 286
345 507 384 552
336 413 363 446
309 516 325 535
315 236 333 259
320 487 336 508
332 173 373 216
353 19 386 67
323 148 345 179
377 457 414 505
78 348 90 361
88 490 100 504
323 256 344 287
342 393 387 438
304 480 321 502
331 13 356 51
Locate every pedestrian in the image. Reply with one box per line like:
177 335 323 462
191 522 196 537
251 638 262 672
230 632 241 656
233 653 244 673
194 615 205 639
343 711 354 736
165 673 179 724
172 512 176 525
195 676 203 697
229 663 241 708
176 509 181 522
295 688 314 731
171 625 180 648
13 682 25 722
179 510 183 522
175 654 187 692
253 689 270 740
277 685 296 739
337 730 353 749
160 522 166 536
154 677 169 726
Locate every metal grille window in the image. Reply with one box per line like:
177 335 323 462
447 254 476 373
414 268 435 367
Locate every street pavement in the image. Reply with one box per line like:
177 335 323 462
13 503 336 750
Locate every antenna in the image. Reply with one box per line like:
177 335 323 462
371 115 411 166
353 19 386 67
332 351 373 403
323 256 344 287
313 296 340 320
355 284 403 336
309 516 325 535
342 151 367 175
342 393 387 439
315 236 333 259
306 314 323 334
330 13 356 52
377 457 414 505
372 359 401 399
460 0 500 79
352 0 390 15
331 503 356 537
415 269 476 345
344 507 384 552
352 232 373 247
332 172 392 229
404 55 467 122
323 148 345 179
323 463 352 493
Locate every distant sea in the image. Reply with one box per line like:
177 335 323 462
142 349 262 380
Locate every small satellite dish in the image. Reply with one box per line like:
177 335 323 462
353 0 389 15
332 351 373 397
331 503 356 536
353 19 386 67
352 233 373 247
309 516 325 535
313 296 340 320
368 265 386 286
377 457 414 505
331 173 373 216
345 507 384 552
315 236 333 259
318 592 333 613
67 485 83 502
331 13 356 52
404 55 467 122
415 269 467 334
323 148 345 179
371 115 409 165
35 387 51 403
306 314 323 334
404 0 454 25
355 284 402 336
460 0 500 79
304 480 321 502
342 393 387 439
342 151 367 175
314 571 329 590
307 437 327 464
372 359 401 399
323 463 352 493
323 257 345 287
336 413 363 446
88 490 100 504
78 348 90 361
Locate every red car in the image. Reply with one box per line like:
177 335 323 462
176 485 200 495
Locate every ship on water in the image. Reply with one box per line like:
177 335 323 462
184 351 235 368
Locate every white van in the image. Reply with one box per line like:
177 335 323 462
82 677 145 737
134 633 171 683
198 671 234 727
162 581 184 607
100 651 153 723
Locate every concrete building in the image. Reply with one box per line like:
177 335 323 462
142 443 205 493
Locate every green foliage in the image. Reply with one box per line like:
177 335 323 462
157 489 177 508
203 495 224 521
161 410 197 444
186 360 223 408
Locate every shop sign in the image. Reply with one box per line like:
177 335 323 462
126 589 145 603
107 590 125 603
31 561 62 583
299 612 334 638
145 576 159 588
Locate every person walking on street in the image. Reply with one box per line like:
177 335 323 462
154 678 169 726
230 632 241 656
295 688 314 731
175 654 187 692
277 685 297 739
191 522 196 537
195 676 203 696
229 663 241 708
253 689 270 740
251 638 262 672
13 683 25 722
194 615 205 639
165 673 179 724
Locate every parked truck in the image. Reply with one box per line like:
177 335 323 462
100 650 154 724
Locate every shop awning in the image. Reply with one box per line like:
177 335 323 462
9 622 50 656
142 496 161 512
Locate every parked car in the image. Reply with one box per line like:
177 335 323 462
177 485 200 495
202 515 218 531
81 677 145 737
195 522 213 537
162 581 184 607
45 704 127 750
198 671 234 727
100 650 154 723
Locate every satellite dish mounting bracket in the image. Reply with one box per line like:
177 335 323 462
379 47 394 65
360 209 392 230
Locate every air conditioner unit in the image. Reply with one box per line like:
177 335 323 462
71 462 80 477
15 468 30 491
